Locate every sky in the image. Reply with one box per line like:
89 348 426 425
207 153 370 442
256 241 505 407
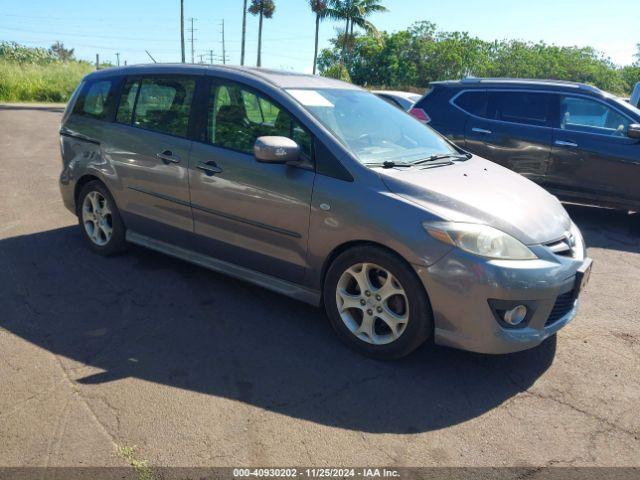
0 0 638 72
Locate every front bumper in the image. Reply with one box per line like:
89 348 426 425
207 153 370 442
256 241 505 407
413 248 590 354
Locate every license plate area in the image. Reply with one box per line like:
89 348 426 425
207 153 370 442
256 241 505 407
574 258 593 297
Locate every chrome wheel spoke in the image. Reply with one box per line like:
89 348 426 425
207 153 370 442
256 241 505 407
88 191 99 212
346 263 375 295
357 311 376 341
376 273 404 301
101 222 113 239
337 288 363 312
378 306 408 340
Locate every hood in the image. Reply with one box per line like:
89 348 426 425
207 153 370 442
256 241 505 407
379 156 571 245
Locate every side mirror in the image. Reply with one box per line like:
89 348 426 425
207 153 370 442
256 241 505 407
254 136 300 164
627 124 640 140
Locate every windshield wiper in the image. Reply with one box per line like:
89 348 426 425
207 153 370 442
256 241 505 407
411 153 471 165
365 160 414 169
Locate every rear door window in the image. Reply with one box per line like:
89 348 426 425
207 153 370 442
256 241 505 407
72 79 116 120
559 96 631 136
131 76 195 137
489 91 552 127
208 82 313 160
453 91 487 117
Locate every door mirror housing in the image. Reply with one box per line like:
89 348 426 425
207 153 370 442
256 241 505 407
627 124 640 140
254 136 300 164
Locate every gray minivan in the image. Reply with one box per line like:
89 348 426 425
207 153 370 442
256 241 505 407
59 65 592 358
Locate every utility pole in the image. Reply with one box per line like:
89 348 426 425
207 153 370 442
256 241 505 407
240 0 247 66
208 49 214 65
188 17 197 63
198 54 205 64
95 53 100 70
115 52 120 66
180 0 185 63
220 19 226 65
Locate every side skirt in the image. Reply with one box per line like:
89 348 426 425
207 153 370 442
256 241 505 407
125 231 322 307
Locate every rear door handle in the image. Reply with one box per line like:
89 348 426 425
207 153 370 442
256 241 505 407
197 161 223 176
471 127 492 135
554 140 579 148
156 150 181 163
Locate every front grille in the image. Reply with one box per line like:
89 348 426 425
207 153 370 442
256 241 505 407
545 237 574 257
546 291 577 326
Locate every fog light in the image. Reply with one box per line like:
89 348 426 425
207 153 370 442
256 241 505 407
503 305 527 326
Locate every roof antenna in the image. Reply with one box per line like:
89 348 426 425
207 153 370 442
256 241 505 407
145 50 157 63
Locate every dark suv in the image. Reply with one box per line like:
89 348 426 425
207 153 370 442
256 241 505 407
413 78 640 211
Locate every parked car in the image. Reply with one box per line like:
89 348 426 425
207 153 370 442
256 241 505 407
59 65 591 359
631 81 640 108
412 78 640 211
372 90 422 111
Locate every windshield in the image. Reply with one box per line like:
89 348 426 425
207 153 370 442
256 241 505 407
611 96 640 118
286 88 457 165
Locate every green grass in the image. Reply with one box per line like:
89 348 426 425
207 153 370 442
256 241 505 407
0 60 93 103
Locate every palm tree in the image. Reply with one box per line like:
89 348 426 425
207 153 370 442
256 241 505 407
325 0 387 56
180 0 185 63
241 0 248 66
309 0 328 75
348 0 387 37
248 0 276 67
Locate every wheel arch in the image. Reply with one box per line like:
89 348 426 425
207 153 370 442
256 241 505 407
319 240 432 308
73 174 124 218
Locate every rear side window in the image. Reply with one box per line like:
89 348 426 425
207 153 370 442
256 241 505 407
72 79 115 120
453 91 487 117
489 91 551 127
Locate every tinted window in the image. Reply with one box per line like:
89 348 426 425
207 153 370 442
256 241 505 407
454 91 487 117
73 79 115 120
116 77 140 124
209 83 313 159
132 76 195 137
560 96 631 136
489 91 551 126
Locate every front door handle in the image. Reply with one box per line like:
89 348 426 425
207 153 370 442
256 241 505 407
197 161 223 176
156 150 181 163
471 127 492 135
554 140 579 148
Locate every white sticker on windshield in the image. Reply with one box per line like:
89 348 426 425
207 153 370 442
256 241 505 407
288 89 334 107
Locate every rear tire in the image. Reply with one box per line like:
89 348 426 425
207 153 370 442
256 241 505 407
323 245 433 359
77 181 126 256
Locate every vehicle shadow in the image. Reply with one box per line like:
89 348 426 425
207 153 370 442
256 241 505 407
565 204 640 254
1 226 557 434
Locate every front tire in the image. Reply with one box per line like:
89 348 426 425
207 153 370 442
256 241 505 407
77 181 126 256
323 245 433 359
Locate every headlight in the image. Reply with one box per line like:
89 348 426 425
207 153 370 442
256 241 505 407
424 222 537 260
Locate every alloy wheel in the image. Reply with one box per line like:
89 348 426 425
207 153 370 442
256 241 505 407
335 262 409 345
82 191 113 246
